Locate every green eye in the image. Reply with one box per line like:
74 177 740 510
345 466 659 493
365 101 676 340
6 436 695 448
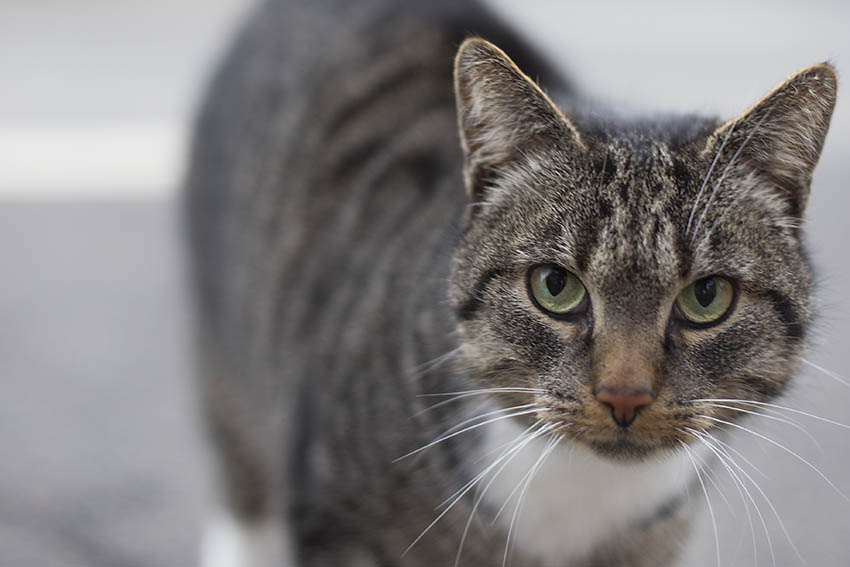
529 265 587 315
676 276 735 325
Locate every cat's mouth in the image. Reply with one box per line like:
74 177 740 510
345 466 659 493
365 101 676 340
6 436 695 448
539 404 687 462
583 436 663 461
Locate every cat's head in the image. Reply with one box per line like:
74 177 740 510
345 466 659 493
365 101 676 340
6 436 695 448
449 38 837 461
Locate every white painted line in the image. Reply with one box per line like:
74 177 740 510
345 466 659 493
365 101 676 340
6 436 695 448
0 122 185 199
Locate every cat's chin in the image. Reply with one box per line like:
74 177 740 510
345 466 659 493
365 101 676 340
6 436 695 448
581 437 668 463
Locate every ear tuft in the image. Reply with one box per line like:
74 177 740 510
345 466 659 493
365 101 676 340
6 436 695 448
453 38 582 201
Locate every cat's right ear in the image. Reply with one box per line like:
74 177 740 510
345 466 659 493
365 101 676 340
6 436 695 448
454 38 584 202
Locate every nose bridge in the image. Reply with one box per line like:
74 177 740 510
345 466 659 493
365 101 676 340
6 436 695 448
592 328 660 394
592 329 660 427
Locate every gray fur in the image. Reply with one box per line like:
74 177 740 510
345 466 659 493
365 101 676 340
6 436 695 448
184 0 837 564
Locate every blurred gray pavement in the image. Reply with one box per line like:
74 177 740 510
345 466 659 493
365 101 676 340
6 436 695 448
0 202 210 565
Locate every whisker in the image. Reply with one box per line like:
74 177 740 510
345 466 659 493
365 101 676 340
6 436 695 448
490 432 559 526
394 407 548 463
414 394 479 416
439 421 552 511
709 433 770 480
706 433 761 566
686 122 736 237
773 216 804 230
681 441 721 567
693 397 850 432
418 387 547 398
686 435 737 518
472 419 552 465
695 428 805 566
438 403 538 438
685 430 756 565
700 415 850 503
503 434 562 567
454 422 548 565
406 346 464 377
802 358 850 389
686 429 771 567
692 399 810 428
404 422 554 557
690 106 774 244
723 437 806 566
414 387 545 416
697 402 822 452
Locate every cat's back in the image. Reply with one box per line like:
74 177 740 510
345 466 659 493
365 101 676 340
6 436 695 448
184 0 565 352
186 0 453 364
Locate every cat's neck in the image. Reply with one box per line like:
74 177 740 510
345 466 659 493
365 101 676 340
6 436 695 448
476 413 706 564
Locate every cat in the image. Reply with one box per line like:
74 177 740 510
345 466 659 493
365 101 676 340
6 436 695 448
184 0 837 565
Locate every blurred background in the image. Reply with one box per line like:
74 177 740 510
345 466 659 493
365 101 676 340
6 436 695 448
1 0 849 564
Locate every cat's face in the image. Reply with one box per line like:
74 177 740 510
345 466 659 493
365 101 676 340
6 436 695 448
450 39 836 461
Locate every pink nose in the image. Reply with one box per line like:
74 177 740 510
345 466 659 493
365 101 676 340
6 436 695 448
595 388 654 427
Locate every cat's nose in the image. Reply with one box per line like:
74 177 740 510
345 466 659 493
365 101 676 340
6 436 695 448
594 388 654 427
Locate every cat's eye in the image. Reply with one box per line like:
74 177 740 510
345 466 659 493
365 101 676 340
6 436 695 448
529 265 587 316
675 276 735 325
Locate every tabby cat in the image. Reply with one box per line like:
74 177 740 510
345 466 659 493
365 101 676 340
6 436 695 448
185 0 837 565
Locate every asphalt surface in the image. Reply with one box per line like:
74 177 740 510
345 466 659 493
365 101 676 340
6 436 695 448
0 202 209 566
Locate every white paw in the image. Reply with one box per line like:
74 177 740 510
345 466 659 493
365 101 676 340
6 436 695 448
200 512 294 567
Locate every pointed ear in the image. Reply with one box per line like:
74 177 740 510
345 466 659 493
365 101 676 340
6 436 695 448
453 38 584 201
707 64 837 216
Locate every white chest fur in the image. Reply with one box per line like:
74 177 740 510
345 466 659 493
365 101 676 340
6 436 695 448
478 416 705 564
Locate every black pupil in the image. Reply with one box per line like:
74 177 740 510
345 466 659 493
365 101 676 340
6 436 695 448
694 278 716 307
545 269 567 296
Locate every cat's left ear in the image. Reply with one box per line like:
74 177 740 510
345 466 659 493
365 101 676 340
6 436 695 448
707 64 837 216
454 38 584 201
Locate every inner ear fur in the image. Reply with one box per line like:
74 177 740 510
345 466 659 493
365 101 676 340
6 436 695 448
453 38 584 202
704 63 837 217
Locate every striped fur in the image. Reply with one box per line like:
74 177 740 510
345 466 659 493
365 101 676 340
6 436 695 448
185 0 837 565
